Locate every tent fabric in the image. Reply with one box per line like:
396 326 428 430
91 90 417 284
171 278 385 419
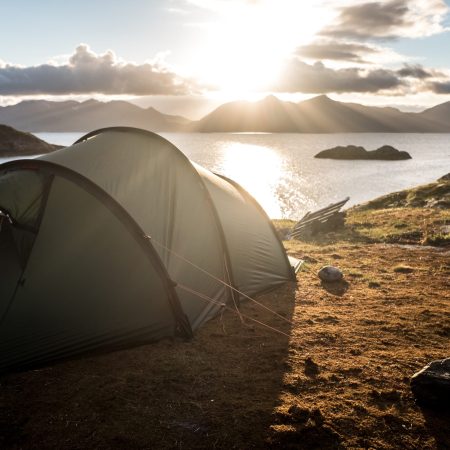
0 127 295 372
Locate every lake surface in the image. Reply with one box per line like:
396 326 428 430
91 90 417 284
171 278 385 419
3 132 450 219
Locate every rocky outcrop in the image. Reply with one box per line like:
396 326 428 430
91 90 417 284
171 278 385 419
0 124 62 157
354 175 450 210
315 145 412 160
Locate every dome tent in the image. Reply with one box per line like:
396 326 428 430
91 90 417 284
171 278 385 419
0 128 296 373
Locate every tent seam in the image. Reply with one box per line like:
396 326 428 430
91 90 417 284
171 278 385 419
0 159 193 340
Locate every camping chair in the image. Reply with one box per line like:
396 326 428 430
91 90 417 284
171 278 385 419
290 197 349 239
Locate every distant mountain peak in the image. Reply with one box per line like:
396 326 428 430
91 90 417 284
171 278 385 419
303 94 333 104
262 94 281 103
81 99 100 106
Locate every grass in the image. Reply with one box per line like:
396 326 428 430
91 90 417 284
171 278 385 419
345 207 450 245
355 178 450 210
275 177 450 247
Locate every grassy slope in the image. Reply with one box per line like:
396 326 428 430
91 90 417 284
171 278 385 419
274 175 450 247
0 178 449 449
347 176 450 246
0 124 62 156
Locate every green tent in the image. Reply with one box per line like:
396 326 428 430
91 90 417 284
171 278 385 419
0 128 296 372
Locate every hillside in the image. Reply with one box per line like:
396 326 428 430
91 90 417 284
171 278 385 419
276 175 450 247
417 101 450 128
0 100 191 132
193 95 450 133
345 176 450 246
0 124 62 156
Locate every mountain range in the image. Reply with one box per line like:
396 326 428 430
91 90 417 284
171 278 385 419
192 95 450 132
0 99 190 133
0 95 449 133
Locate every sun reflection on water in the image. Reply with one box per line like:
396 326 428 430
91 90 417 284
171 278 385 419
216 142 283 218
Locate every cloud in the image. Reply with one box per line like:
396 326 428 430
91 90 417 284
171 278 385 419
185 0 259 11
273 59 405 93
271 57 450 95
295 41 380 63
0 44 195 96
321 0 449 40
428 81 450 94
167 7 190 14
397 64 436 79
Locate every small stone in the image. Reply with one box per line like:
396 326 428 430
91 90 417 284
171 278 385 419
310 408 324 426
287 405 310 423
410 358 450 409
304 357 320 377
318 266 343 282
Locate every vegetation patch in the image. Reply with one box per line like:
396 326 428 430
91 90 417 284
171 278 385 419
393 265 415 273
346 207 449 245
274 177 449 247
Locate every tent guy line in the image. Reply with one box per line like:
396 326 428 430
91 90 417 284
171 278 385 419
177 283 292 339
0 127 297 373
150 236 295 325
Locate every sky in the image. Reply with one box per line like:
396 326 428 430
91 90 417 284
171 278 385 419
1 0 450 118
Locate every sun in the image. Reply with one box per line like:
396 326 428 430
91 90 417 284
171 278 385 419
191 1 330 97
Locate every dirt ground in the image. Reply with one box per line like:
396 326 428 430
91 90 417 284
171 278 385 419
0 239 449 449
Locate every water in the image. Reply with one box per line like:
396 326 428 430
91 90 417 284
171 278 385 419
2 132 450 219
162 133 450 218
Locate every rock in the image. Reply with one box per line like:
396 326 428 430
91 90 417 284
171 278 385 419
287 405 310 423
304 357 320 377
309 408 325 426
410 358 450 409
371 145 412 160
438 173 450 181
287 405 324 426
318 266 343 282
314 144 412 160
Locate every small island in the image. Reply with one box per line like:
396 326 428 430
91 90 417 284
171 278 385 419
0 124 62 157
315 144 412 160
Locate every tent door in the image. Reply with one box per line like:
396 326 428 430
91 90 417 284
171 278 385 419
0 217 22 316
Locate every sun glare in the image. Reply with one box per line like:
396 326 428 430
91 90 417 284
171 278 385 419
218 142 283 217
193 1 329 97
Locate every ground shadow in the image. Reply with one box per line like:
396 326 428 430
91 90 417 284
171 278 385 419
320 279 349 297
419 406 450 449
0 282 297 450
